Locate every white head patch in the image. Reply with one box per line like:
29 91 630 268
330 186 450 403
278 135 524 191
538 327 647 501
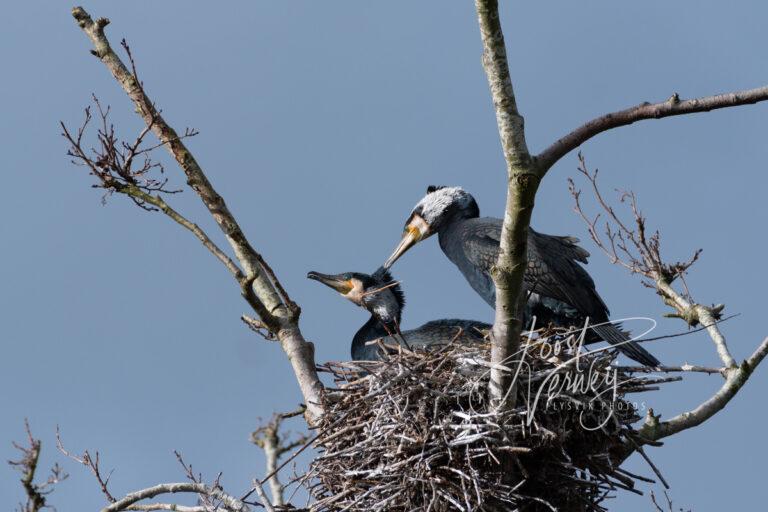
343 279 366 305
413 186 476 227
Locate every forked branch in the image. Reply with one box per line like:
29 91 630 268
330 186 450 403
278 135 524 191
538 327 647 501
57 428 116 503
471 0 768 420
9 421 68 512
638 336 768 442
569 155 768 445
251 411 308 507
57 432 265 512
100 483 250 512
69 6 324 422
61 98 242 280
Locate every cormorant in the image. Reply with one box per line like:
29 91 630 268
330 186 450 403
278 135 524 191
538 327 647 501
307 267 489 361
382 185 660 367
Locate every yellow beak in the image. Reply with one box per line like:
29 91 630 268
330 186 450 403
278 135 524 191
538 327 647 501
383 226 422 269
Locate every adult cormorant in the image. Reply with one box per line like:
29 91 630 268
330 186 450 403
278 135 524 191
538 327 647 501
307 267 489 361
383 185 660 367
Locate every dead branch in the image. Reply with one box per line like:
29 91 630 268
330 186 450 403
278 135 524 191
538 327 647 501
9 420 68 512
56 427 116 503
650 490 691 512
69 6 324 422
538 86 768 172
569 155 768 446
617 364 724 376
123 505 209 512
173 451 226 511
568 153 702 286
250 481 276 512
60 97 243 280
251 413 309 507
241 315 277 341
99 483 249 512
569 154 732 366
57 445 262 512
638 336 768 442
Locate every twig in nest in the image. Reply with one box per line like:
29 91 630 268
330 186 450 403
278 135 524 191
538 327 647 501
309 328 673 511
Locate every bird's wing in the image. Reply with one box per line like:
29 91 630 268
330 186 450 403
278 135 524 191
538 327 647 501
419 319 491 335
460 218 609 318
526 228 610 318
456 218 504 274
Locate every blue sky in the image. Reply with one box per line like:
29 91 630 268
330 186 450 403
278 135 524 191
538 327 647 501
1 2 766 510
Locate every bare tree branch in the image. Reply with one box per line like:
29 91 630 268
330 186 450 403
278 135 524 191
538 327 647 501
638 336 768 442
60 105 243 280
56 428 116 503
618 364 725 376
241 315 277 341
78 451 265 512
473 0 539 411
123 505 210 512
538 85 768 172
71 11 265 283
569 154 735 368
127 186 244 280
99 483 249 512
173 451 225 511
569 156 768 447
249 481 276 512
69 6 324 422
655 280 734 368
650 490 691 512
9 420 68 512
251 413 309 507
252 421 286 507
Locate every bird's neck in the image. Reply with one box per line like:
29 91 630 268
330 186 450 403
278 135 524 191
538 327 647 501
351 313 400 360
436 208 477 235
437 214 471 254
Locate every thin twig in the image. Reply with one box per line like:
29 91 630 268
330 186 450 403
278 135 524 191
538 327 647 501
56 427 115 503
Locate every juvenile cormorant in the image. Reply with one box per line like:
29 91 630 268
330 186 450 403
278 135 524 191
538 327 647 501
307 267 489 361
382 185 660 367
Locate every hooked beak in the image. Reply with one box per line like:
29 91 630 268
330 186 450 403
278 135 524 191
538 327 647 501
307 271 352 294
383 214 431 269
383 230 420 269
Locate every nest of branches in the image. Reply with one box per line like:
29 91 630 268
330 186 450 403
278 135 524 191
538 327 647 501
308 328 667 512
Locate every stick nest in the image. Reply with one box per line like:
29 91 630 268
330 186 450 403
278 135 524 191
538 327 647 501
308 328 667 511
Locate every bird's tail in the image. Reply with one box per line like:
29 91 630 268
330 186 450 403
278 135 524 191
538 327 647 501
592 323 660 367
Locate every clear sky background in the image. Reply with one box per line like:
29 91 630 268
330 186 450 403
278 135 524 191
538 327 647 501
1 2 766 510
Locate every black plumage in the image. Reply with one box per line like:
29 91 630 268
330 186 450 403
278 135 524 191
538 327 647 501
308 268 489 361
